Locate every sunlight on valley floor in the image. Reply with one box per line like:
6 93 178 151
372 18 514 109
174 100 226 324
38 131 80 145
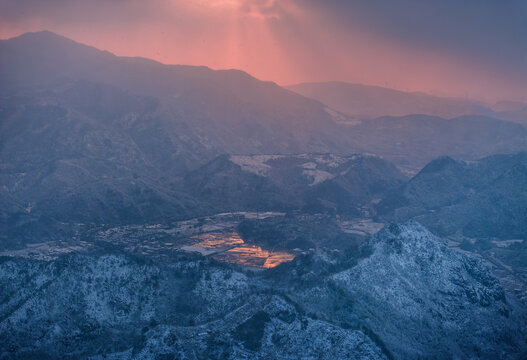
189 232 295 269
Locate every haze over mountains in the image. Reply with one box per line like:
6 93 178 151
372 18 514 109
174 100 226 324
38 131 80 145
1 30 527 359
288 81 527 124
1 31 353 158
347 114 527 173
2 31 526 170
288 81 527 172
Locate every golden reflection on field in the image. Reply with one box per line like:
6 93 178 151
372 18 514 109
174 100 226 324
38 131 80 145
192 232 245 248
190 232 295 268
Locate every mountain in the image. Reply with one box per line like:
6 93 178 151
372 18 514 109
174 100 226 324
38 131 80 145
0 252 390 359
0 31 355 159
184 153 407 216
286 83 527 173
377 152 527 240
2 28 526 360
287 81 497 119
491 101 527 125
0 86 202 248
308 222 527 359
1 222 525 359
347 115 527 173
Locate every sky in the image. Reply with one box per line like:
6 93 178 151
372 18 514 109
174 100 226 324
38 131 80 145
1 0 526 102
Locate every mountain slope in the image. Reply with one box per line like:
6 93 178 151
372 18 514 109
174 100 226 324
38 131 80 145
184 153 407 216
0 253 388 359
0 31 351 156
377 152 527 239
334 222 527 359
294 222 527 359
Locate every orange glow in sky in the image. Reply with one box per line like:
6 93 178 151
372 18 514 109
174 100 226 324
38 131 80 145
1 0 525 102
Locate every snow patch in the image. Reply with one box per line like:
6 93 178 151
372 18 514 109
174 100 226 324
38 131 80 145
229 155 284 176
302 169 335 186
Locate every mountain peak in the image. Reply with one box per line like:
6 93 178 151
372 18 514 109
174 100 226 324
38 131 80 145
369 220 444 254
330 220 523 359
418 155 460 174
381 221 428 238
11 30 65 40
4 30 91 50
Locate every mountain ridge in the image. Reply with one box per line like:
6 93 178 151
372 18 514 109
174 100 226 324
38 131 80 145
287 81 500 120
377 152 527 239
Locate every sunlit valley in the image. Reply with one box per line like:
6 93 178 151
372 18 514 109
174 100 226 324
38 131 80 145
186 232 295 269
1 1 527 359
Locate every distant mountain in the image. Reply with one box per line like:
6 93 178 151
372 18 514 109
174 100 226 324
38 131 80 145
287 81 497 119
2 222 525 359
184 153 407 216
0 32 354 157
287 83 527 173
491 101 527 125
377 152 527 239
347 114 527 174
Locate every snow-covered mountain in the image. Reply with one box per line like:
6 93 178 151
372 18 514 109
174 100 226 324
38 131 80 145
1 222 525 359
329 222 526 358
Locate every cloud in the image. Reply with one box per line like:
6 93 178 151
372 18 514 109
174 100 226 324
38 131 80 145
304 0 527 71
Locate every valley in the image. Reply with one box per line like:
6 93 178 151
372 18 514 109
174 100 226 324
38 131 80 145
0 212 377 267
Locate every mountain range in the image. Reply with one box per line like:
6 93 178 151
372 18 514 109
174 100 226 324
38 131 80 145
0 31 353 248
347 114 527 173
287 81 527 124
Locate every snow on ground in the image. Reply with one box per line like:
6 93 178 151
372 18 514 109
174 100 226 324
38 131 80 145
230 155 284 176
302 169 336 186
